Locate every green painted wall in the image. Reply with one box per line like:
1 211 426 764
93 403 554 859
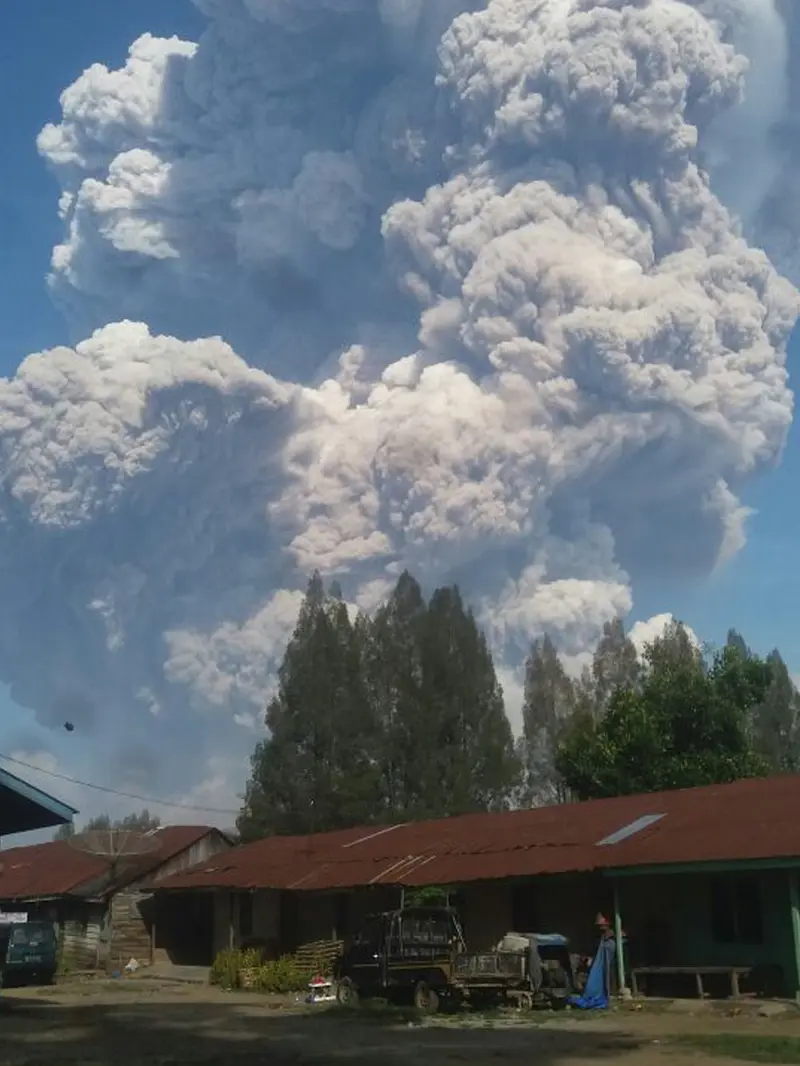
617 870 796 996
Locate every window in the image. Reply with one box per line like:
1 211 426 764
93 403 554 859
709 877 763 945
400 913 452 946
354 916 383 950
239 893 254 939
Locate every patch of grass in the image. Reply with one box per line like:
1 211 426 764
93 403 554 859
672 1034 800 1063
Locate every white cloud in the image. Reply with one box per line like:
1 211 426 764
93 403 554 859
628 614 702 657
0 0 795 809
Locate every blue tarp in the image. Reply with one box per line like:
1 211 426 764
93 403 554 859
530 933 568 947
568 937 617 1010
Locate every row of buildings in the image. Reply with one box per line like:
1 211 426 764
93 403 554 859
3 769 800 998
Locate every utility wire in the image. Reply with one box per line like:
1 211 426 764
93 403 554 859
0 752 239 816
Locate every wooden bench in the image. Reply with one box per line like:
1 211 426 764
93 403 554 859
631 965 751 999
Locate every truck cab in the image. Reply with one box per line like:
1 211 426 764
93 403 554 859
335 906 464 1010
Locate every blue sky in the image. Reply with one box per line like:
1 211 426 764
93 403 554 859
0 0 798 828
0 0 205 828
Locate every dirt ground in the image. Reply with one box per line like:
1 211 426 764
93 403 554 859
3 979 800 1066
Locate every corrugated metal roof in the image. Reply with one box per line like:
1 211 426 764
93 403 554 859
153 776 800 894
0 826 217 901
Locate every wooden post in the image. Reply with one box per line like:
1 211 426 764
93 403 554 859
612 881 627 995
788 870 800 1003
228 892 235 950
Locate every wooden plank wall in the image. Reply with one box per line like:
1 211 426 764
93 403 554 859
61 912 103 972
109 890 153 967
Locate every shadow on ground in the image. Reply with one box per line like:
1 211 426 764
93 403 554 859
0 989 645 1066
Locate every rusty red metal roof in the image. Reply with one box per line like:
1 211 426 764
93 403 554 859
153 776 800 894
0 826 219 901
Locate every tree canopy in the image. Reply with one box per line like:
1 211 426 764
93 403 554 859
555 623 773 800
54 808 161 841
238 580 800 839
238 571 517 839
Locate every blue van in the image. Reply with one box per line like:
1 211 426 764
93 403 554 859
0 921 58 987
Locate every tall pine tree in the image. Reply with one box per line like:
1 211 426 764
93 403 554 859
591 618 640 713
238 574 381 840
751 650 800 773
361 571 429 819
518 636 576 805
418 586 519 816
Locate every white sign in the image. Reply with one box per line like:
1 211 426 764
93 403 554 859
0 912 28 925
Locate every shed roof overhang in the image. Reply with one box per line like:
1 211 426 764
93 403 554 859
0 765 76 837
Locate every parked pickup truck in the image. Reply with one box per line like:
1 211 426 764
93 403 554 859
334 906 576 1012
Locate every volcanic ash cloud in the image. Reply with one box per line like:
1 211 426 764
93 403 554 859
0 0 796 799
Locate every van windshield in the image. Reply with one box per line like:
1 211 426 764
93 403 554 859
9 923 54 946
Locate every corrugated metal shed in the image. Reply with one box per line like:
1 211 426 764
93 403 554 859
0 826 220 901
153 776 800 894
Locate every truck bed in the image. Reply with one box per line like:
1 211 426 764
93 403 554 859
452 950 527 985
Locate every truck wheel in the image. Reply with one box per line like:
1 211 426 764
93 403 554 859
414 981 440 1014
336 978 360 1008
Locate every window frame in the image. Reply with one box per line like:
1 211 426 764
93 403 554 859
709 875 763 946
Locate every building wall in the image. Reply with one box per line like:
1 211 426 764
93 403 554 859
153 890 216 966
123 831 232 966
206 884 403 961
148 832 231 884
534 873 612 955
208 888 283 957
347 887 401 933
297 892 337 944
109 890 155 967
616 869 796 995
460 881 512 950
159 861 800 995
455 873 607 955
211 891 232 957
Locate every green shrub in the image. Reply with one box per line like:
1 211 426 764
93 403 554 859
211 943 336 995
240 947 262 970
210 948 243 990
254 955 309 994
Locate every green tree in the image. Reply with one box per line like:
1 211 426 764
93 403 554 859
417 586 519 816
238 573 381 840
556 625 770 800
751 650 800 772
54 809 160 841
591 618 640 713
361 571 429 819
518 635 576 805
724 631 800 772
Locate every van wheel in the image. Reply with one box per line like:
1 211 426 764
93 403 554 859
414 981 439 1014
336 978 359 1008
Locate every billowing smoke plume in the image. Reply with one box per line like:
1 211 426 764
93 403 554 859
3 0 799 808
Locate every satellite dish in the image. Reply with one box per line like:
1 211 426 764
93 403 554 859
69 828 161 872
69 829 162 973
